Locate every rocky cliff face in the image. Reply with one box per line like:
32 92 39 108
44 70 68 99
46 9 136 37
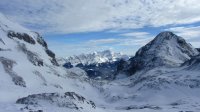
121 31 199 75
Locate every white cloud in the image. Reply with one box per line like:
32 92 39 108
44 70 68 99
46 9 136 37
86 31 153 46
1 0 200 34
166 26 200 39
190 42 200 48
47 30 153 57
86 38 119 45
165 26 200 48
120 32 150 38
118 38 152 46
48 41 115 57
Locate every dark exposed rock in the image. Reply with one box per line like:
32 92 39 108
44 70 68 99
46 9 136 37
35 32 58 66
0 48 11 51
169 100 186 106
7 31 36 44
63 62 73 68
0 57 26 87
46 49 55 58
116 59 128 72
50 58 59 66
76 61 121 80
117 105 161 110
0 37 5 45
52 84 63 89
34 32 48 48
37 37 47 48
17 43 43 66
16 92 96 110
33 71 47 86
46 49 59 66
175 78 200 88
195 48 200 54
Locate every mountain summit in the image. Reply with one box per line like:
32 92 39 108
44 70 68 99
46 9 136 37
123 31 199 75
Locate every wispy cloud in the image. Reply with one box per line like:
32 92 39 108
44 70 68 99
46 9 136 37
1 0 200 56
120 31 150 38
165 26 200 48
1 0 200 34
86 38 119 45
50 31 153 57
166 26 200 39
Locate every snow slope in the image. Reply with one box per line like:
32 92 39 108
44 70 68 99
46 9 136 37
0 12 105 112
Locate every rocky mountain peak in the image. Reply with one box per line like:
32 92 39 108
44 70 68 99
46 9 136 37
154 31 177 40
123 31 199 75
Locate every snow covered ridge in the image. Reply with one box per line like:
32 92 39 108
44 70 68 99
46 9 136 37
16 92 95 111
120 31 199 75
64 50 129 66
0 12 101 112
0 13 58 67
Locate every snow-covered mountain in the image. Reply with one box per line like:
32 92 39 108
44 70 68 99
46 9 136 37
65 50 129 66
61 50 129 80
120 31 199 75
100 32 200 112
1 11 200 112
0 12 103 112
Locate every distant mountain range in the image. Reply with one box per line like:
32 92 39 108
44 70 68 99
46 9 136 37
59 50 129 80
60 50 129 66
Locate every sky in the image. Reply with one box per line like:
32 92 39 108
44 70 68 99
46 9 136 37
0 0 200 57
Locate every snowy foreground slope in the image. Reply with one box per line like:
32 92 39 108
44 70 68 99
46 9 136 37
0 13 104 112
1 12 200 112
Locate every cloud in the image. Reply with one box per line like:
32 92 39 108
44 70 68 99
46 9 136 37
87 31 152 46
47 30 153 57
165 26 200 48
1 0 200 34
48 41 115 57
166 26 200 39
1 0 200 56
118 38 152 46
86 38 119 45
120 32 150 38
